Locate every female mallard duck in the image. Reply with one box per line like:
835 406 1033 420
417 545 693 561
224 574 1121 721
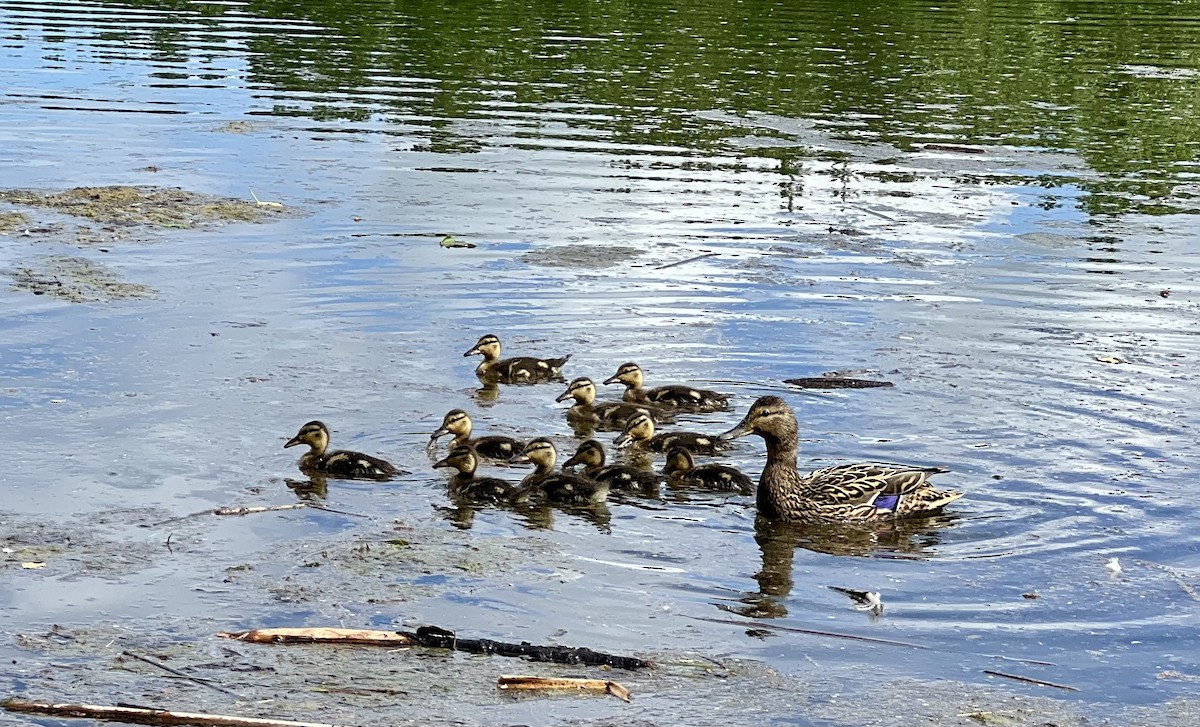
613 411 727 455
433 444 517 502
662 446 752 493
284 420 401 480
718 396 962 522
562 439 659 492
603 362 729 412
555 377 673 429
510 438 610 506
464 334 570 384
430 409 524 461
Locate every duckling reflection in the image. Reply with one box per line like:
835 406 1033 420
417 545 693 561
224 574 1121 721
284 475 328 501
724 514 959 619
464 334 570 384
603 361 729 412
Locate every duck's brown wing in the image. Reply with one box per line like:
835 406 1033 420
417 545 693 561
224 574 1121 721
803 463 955 514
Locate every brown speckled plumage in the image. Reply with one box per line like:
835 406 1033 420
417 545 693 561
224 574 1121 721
433 444 517 502
718 396 962 522
562 439 659 492
510 438 610 506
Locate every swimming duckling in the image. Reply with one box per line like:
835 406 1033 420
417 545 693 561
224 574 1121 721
718 396 963 522
603 362 729 412
464 334 570 384
555 376 673 429
613 411 727 455
284 420 401 480
662 446 753 494
510 437 610 506
433 444 517 502
430 409 524 461
562 439 659 492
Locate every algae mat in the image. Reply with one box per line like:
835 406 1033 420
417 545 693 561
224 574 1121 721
0 186 290 229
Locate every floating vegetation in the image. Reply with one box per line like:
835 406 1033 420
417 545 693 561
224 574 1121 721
0 185 290 229
5 254 157 303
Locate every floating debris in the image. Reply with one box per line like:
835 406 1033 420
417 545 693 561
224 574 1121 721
1106 557 1123 576
439 234 476 249
785 377 894 389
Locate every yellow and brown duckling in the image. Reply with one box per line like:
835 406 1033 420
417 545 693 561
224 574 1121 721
284 420 402 480
510 437 610 506
430 409 525 462
433 444 517 502
555 376 673 429
603 362 729 412
562 439 659 492
718 396 963 522
464 334 571 384
613 411 728 455
662 446 753 494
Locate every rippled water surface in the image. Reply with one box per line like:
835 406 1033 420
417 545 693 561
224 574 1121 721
2 0 1199 724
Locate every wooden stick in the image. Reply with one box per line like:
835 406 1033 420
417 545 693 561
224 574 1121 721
498 675 631 702
655 252 718 270
218 628 413 646
211 504 309 517
120 651 240 698
0 699 341 727
982 669 1079 692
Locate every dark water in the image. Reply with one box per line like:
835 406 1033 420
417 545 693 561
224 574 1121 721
2 0 1199 723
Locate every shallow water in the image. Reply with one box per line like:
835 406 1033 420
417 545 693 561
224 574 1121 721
1 0 1199 724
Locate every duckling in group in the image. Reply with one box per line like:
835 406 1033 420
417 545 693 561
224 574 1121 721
613 410 727 455
432 444 517 502
284 420 402 480
464 334 571 384
718 396 962 522
555 376 673 430
429 409 525 462
562 439 659 492
662 446 753 494
510 437 610 506
603 362 729 412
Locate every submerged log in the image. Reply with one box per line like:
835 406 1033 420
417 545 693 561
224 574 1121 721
218 625 652 670
784 377 894 389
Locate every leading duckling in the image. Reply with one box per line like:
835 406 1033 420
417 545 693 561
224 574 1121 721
433 444 518 502
555 376 673 430
718 396 962 522
613 411 728 455
429 409 525 461
562 439 659 492
662 446 753 494
284 420 402 480
464 334 570 384
603 362 729 412
510 438 610 506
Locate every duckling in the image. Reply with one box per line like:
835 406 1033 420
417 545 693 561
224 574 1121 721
430 409 524 461
555 376 674 429
613 411 727 455
284 420 401 480
510 437 610 506
562 439 659 492
718 396 963 522
662 446 753 494
603 362 729 412
433 444 517 502
464 334 570 384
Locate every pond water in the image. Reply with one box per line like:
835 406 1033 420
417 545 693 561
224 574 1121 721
1 0 1199 725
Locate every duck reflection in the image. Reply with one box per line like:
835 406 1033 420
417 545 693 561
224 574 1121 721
724 513 960 619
